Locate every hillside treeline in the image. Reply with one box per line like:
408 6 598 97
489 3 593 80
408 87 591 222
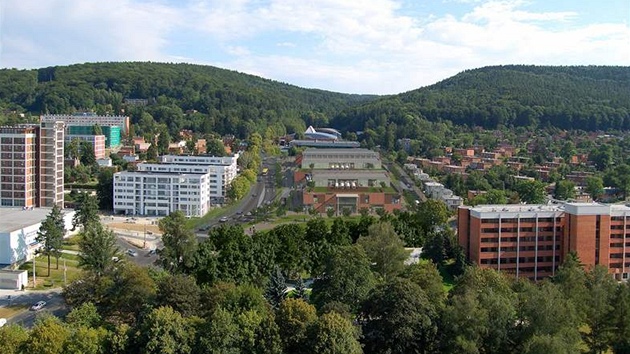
0 62 374 138
332 65 630 143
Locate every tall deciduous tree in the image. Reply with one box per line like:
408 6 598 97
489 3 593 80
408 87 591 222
158 211 198 273
360 278 439 354
357 222 409 280
585 176 604 201
63 326 109 354
78 222 119 277
206 139 226 156
156 274 201 318
36 204 65 276
310 245 376 312
23 315 70 354
0 324 29 354
610 283 630 353
553 180 576 201
306 312 362 354
583 266 616 354
276 298 317 353
96 168 114 210
515 180 546 204
136 306 195 354
80 141 97 166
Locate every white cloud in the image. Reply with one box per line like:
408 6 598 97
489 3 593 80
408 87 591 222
0 0 181 67
225 46 250 56
0 0 628 94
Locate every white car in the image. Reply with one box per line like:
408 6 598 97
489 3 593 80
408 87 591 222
31 301 46 311
219 217 229 223
127 249 138 257
0 318 6 327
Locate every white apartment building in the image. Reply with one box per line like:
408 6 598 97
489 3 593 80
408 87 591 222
113 154 240 216
158 154 240 197
113 171 210 217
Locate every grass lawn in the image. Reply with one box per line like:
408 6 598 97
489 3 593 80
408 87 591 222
438 260 457 292
19 253 83 290
0 305 28 319
62 235 81 252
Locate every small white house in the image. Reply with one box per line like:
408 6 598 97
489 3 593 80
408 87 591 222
0 270 28 290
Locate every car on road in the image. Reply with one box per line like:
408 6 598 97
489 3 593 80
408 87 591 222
0 318 6 327
219 217 229 223
236 210 243 215
31 301 46 311
252 193 257 197
126 249 138 257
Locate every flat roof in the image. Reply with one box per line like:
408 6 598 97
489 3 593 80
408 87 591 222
0 207 63 234
311 170 389 178
302 148 376 155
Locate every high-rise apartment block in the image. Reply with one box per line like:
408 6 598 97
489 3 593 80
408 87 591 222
0 122 65 208
458 202 630 281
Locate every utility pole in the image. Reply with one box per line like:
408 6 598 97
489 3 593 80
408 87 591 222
63 258 67 286
143 224 147 249
32 255 36 288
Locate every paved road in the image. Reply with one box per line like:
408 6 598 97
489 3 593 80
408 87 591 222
3 289 66 329
196 156 282 236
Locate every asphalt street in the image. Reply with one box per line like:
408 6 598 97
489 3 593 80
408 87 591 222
2 289 66 329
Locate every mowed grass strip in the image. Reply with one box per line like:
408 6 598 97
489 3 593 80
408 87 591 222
0 305 29 319
19 253 83 290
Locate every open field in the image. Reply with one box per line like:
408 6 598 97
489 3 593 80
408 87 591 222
107 223 161 234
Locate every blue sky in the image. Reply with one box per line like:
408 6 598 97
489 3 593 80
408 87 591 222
1 0 628 94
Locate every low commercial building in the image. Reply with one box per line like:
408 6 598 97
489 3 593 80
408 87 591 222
458 202 630 281
0 269 28 290
301 148 381 170
299 148 401 215
0 207 75 266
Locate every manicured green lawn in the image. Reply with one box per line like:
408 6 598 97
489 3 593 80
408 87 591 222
19 253 83 290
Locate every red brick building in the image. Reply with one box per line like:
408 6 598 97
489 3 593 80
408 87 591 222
458 203 630 281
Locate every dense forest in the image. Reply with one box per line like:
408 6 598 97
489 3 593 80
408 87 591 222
2 64 629 144
0 62 375 138
332 65 630 147
5 201 630 354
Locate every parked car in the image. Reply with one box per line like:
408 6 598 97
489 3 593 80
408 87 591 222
31 301 46 311
112 256 120 263
0 318 6 327
126 249 138 257
219 217 229 223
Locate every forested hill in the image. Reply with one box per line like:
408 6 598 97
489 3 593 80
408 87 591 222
0 62 376 137
332 65 630 138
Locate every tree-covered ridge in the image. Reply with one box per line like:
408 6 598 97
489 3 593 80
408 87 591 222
0 62 376 137
333 65 630 135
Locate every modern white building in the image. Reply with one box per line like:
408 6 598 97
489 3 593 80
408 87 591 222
158 154 239 199
113 172 210 217
112 154 240 216
0 207 76 266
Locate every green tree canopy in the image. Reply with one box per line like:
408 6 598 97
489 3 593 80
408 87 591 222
158 211 198 273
